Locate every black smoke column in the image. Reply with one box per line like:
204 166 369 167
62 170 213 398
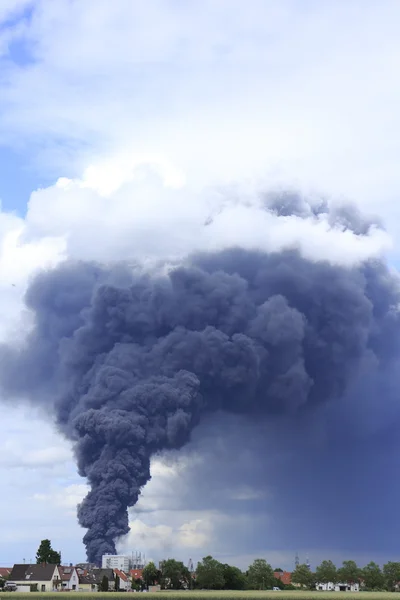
1 208 399 564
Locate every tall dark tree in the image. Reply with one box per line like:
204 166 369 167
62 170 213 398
142 562 158 587
100 575 109 592
114 574 120 591
362 562 384 590
35 539 61 564
247 559 275 590
383 562 400 591
196 556 225 590
222 564 246 590
160 559 190 590
338 560 360 584
292 563 315 588
316 560 337 584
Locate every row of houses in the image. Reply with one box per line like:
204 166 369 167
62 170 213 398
274 571 359 592
2 564 361 593
3 563 137 593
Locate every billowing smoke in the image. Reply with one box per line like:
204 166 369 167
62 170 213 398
263 190 383 235
1 193 399 564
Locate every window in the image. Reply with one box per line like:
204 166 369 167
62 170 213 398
72 585 76 590
41 585 46 592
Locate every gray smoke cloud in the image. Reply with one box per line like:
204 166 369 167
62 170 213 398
1 193 399 565
263 190 383 235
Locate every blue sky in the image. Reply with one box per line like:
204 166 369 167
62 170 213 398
2 0 400 571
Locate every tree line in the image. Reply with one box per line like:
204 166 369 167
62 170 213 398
292 560 400 592
138 557 400 592
141 556 292 591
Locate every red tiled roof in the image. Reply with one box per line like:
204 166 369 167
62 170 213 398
0 568 11 578
130 569 143 579
274 571 292 585
114 569 128 582
58 566 76 581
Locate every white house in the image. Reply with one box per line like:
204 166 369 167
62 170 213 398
8 564 62 592
316 582 360 592
59 565 80 591
114 569 130 591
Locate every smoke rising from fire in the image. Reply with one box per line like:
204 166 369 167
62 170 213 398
1 193 399 564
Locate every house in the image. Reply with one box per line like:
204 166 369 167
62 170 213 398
274 571 292 586
92 568 115 591
131 568 143 581
114 568 130 591
58 565 80 591
8 563 61 592
76 567 98 591
78 573 97 592
0 568 12 580
316 581 360 592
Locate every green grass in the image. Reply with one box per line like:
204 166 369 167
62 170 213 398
0 592 397 600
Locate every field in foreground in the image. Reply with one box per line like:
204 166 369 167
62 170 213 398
0 592 397 600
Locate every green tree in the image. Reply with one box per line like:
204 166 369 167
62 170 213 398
142 562 158 587
131 578 141 591
100 576 109 592
222 564 246 590
247 559 275 590
316 560 337 584
338 560 360 584
272 577 285 590
115 574 120 592
383 562 400 591
196 556 225 590
362 562 384 590
292 563 315 589
35 539 61 564
160 559 190 590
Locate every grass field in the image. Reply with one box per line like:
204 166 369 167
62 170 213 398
0 592 397 600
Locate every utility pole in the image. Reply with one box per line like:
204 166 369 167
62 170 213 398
187 559 194 590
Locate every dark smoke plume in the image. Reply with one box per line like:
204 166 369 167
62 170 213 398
263 190 383 234
1 195 399 564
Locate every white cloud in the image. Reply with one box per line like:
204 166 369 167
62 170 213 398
1 0 400 228
178 519 211 549
33 483 89 512
118 514 214 556
0 407 72 469
19 159 393 269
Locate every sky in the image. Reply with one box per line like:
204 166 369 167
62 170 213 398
2 0 400 571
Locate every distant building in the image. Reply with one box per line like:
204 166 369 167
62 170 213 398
316 582 360 592
274 571 292 586
102 554 130 572
76 562 97 572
